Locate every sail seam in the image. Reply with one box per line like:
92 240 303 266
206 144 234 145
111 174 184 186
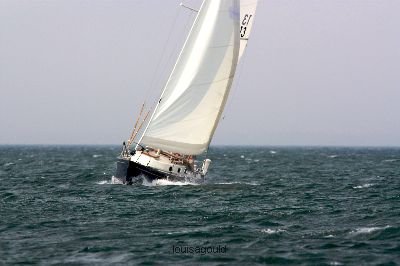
210 44 234 49
190 76 234 87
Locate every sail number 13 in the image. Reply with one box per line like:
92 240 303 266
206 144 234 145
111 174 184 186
240 14 253 38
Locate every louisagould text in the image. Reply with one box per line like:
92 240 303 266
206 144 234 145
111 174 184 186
172 245 227 255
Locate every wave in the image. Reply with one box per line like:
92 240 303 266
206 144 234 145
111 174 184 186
353 183 374 189
214 181 259 186
142 178 199 186
99 176 128 185
103 178 260 186
96 180 112 185
261 228 286 234
350 226 390 235
103 176 202 186
382 159 399 163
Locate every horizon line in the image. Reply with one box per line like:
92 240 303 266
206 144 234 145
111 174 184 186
1 144 400 148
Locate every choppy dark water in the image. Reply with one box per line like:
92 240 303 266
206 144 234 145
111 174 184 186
1 145 399 265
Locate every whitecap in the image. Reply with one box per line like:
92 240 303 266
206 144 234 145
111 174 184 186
111 176 124 184
261 228 286 234
215 181 259 186
350 225 390 235
167 229 193 235
328 155 338 158
92 154 102 158
58 184 70 189
97 180 111 185
4 162 15 166
382 159 398 162
240 155 245 158
353 183 374 189
269 150 277 154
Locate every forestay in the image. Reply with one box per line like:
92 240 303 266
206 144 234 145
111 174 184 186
238 0 258 59
139 0 240 155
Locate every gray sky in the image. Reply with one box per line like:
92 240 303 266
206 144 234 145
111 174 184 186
1 0 399 146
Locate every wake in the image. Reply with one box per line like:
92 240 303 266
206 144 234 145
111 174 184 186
99 177 258 187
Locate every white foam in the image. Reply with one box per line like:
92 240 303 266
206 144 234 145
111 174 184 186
351 225 390 235
328 155 338 158
382 159 398 162
269 150 277 154
215 181 259 186
261 228 286 234
240 155 245 158
92 154 102 158
167 229 190 235
4 162 14 166
353 183 374 189
110 176 124 184
96 180 111 185
142 178 198 186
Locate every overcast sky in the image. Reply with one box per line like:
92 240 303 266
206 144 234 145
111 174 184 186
1 0 399 146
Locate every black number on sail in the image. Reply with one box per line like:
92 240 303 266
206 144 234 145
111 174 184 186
242 14 253 26
241 14 253 37
240 26 247 38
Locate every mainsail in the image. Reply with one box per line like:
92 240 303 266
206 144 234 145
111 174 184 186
139 0 240 155
238 0 258 59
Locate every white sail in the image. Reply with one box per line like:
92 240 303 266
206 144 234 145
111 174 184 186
139 0 240 155
239 0 258 59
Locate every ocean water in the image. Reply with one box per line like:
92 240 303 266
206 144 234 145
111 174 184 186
0 145 399 265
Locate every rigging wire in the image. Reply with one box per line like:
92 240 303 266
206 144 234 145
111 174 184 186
135 4 195 148
135 5 197 148
126 3 198 150
141 5 182 107
151 7 197 108
126 3 184 145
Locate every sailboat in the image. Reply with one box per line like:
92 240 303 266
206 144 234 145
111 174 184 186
114 0 258 184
